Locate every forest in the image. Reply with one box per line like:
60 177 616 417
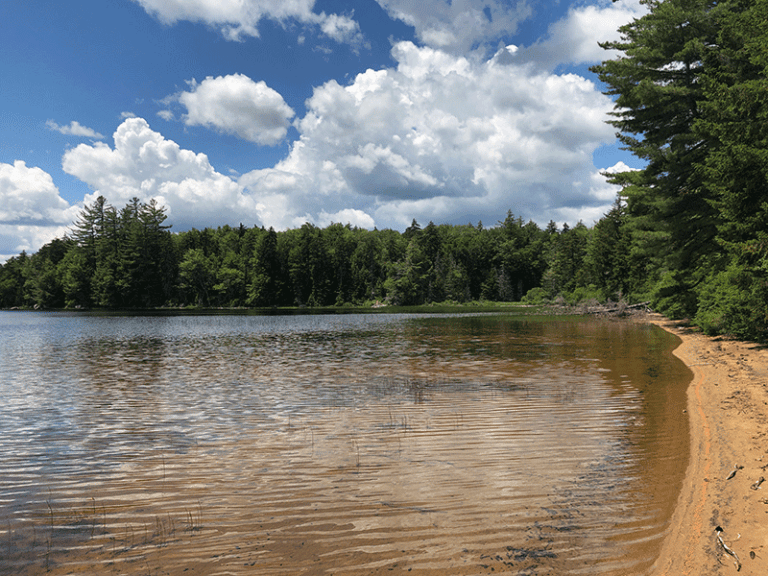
0 196 617 312
2 0 768 339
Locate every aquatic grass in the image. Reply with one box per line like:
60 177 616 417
184 500 203 533
9 490 209 574
309 426 315 455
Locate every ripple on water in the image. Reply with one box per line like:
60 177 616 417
0 312 690 576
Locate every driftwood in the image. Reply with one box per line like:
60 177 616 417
715 526 742 572
583 301 651 315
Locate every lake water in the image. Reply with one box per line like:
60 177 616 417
0 311 690 576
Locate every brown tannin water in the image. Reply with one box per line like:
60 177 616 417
0 311 690 575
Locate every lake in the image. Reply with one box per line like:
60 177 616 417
0 311 690 576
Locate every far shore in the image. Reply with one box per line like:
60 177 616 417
0 299 643 315
649 314 768 575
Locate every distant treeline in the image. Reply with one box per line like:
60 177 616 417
0 196 628 312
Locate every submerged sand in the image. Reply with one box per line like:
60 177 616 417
650 314 768 575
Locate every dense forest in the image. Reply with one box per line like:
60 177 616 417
2 0 768 339
0 196 617 312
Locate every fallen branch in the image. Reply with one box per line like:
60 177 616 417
715 526 741 572
583 301 650 315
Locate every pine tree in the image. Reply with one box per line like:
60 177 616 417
592 0 721 317
692 0 768 336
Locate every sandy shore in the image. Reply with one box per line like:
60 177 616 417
649 314 768 575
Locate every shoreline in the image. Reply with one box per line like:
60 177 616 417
649 314 768 575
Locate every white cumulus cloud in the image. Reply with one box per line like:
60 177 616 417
317 208 376 229
45 120 104 139
61 118 270 230
51 38 631 242
131 0 364 45
516 0 648 69
0 161 79 258
0 161 74 226
241 40 620 230
169 74 295 145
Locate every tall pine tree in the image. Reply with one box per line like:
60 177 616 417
592 0 721 317
693 0 768 337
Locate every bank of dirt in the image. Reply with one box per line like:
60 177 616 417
649 314 768 575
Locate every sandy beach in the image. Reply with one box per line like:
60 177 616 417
649 315 768 575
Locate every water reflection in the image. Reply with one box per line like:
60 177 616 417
0 312 690 576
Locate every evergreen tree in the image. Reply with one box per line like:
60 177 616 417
178 248 215 306
248 227 281 307
23 238 70 308
585 197 631 300
0 252 28 307
349 230 386 303
692 0 768 336
592 0 721 316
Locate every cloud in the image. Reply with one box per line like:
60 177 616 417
59 117 353 234
45 120 104 139
131 0 364 45
0 161 74 226
317 208 376 229
167 74 295 145
62 118 246 226
515 0 648 69
602 161 638 176
0 161 78 258
241 41 620 230
61 117 297 230
374 0 533 53
54 39 628 240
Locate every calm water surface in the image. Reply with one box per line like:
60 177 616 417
0 311 690 576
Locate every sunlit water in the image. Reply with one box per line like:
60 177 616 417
0 311 690 576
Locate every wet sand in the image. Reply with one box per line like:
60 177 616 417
650 314 768 575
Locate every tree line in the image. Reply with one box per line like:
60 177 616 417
0 196 627 312
3 0 768 339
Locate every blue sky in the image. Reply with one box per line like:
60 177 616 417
0 0 647 261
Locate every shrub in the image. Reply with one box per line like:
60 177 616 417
522 287 548 304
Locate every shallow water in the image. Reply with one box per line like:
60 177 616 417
0 311 690 575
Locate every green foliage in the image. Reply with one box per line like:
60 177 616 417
178 249 215 307
584 197 630 300
582 0 768 339
521 287 548 305
0 252 28 307
59 249 91 308
592 0 721 314
540 221 590 298
565 285 603 306
695 263 767 338
652 270 698 320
